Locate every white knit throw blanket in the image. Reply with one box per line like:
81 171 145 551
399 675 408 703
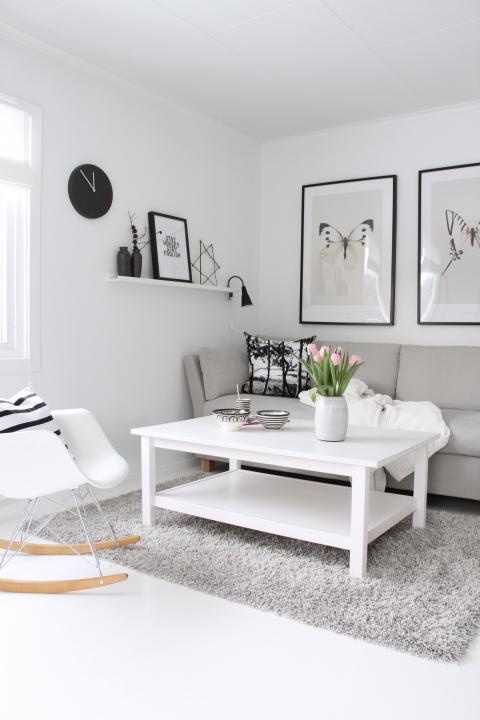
299 379 450 482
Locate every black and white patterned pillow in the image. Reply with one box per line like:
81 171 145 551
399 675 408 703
241 333 315 398
0 388 62 437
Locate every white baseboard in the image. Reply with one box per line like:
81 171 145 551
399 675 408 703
0 456 200 522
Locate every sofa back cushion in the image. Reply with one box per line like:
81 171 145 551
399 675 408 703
199 347 249 401
322 341 400 397
396 345 480 410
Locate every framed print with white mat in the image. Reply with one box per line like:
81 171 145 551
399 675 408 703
300 175 396 325
418 162 480 325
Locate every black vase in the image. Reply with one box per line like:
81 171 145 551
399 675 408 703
117 247 131 276
131 246 142 278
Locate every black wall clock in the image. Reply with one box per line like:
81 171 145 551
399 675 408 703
68 164 113 218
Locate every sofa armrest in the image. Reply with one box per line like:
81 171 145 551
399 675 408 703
184 354 206 417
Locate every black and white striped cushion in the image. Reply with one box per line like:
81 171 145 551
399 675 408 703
0 388 62 437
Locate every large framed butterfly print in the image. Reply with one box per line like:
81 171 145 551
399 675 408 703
300 175 396 325
418 162 480 324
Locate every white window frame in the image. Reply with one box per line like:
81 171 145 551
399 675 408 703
0 93 41 374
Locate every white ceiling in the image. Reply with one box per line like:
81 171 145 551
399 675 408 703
1 0 480 139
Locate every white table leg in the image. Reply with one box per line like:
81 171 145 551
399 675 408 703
229 458 240 471
349 466 371 578
413 444 428 528
141 436 155 526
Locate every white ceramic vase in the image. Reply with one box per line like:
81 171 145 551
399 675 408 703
314 395 348 442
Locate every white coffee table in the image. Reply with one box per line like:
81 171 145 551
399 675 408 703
132 417 438 578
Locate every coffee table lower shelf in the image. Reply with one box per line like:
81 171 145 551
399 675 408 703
154 469 416 551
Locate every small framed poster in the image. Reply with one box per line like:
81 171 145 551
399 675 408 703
148 211 192 283
300 175 396 325
418 162 480 324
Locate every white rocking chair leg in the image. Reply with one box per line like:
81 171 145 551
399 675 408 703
0 499 37 570
86 485 119 543
1 497 90 563
28 501 71 543
71 490 103 576
0 494 131 567
21 499 80 553
20 497 40 544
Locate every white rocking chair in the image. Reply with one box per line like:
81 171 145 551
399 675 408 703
0 408 140 593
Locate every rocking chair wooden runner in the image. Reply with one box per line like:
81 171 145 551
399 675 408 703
0 409 140 593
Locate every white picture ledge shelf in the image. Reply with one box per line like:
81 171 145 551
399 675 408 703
105 275 237 295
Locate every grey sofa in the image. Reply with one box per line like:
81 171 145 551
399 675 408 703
185 341 480 502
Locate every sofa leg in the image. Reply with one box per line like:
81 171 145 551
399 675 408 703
200 458 216 473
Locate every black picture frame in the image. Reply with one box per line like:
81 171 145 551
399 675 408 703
418 161 480 325
300 175 397 325
148 211 192 283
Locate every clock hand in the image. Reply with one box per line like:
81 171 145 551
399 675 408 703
80 169 96 192
92 170 95 192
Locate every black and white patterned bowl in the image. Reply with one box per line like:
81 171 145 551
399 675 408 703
212 408 249 431
256 409 290 430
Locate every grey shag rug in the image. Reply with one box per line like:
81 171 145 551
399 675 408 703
42 474 480 662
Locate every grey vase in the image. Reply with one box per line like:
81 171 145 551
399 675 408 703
131 246 142 278
117 246 131 277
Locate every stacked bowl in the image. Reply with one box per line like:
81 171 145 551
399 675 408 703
234 397 251 416
256 410 290 430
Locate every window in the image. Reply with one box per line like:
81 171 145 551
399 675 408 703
0 94 41 372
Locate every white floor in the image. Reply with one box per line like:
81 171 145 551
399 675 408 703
1 504 479 720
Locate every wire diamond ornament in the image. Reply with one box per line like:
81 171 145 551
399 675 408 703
191 240 220 286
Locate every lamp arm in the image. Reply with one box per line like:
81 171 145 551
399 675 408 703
227 275 244 300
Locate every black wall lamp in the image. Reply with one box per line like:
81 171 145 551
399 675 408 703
227 275 253 307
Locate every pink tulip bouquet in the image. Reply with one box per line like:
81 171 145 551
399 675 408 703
299 344 363 402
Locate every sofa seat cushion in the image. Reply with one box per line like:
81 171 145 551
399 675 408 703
204 397 480 458
204 394 314 421
440 409 480 457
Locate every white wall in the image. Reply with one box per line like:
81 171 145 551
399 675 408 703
3 27 480 489
0 34 260 478
260 103 480 346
